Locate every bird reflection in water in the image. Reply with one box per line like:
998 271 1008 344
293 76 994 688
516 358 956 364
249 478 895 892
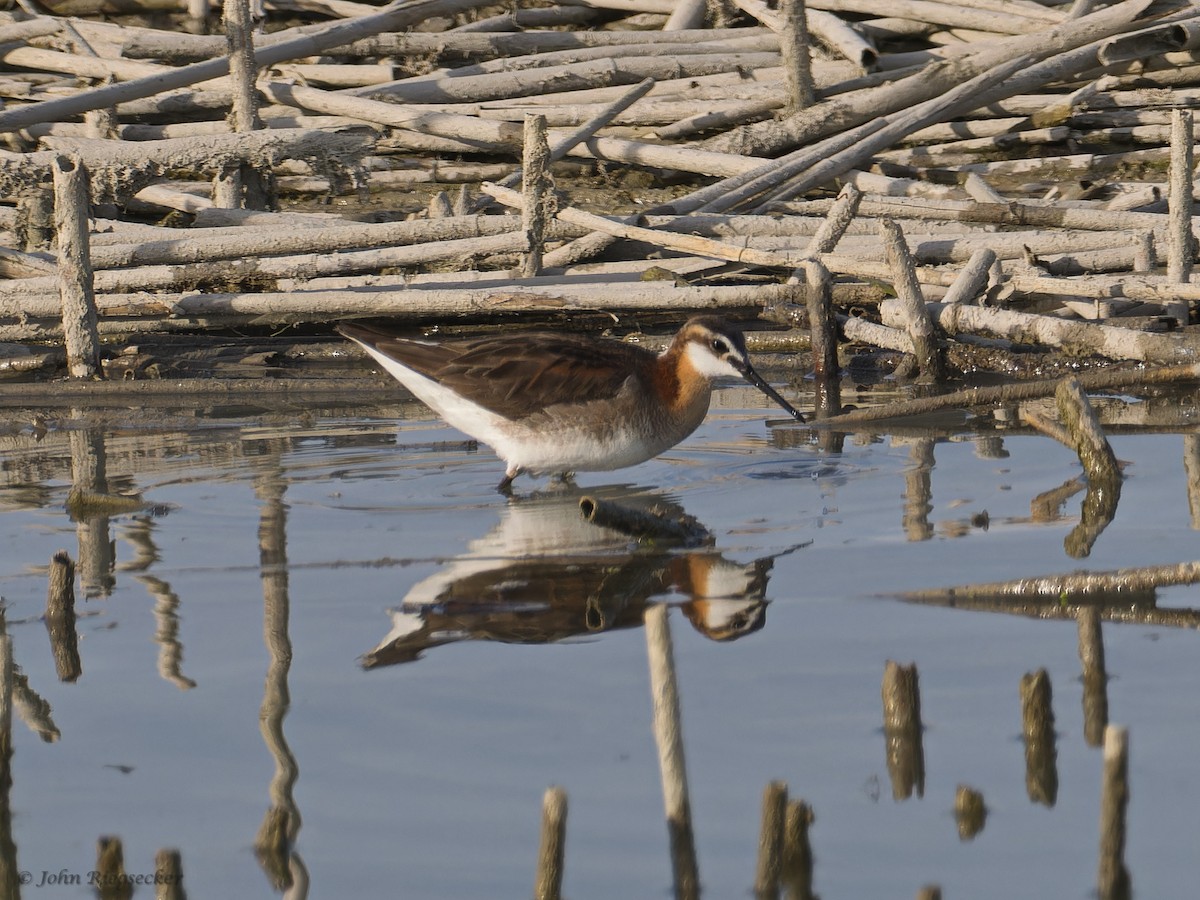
362 488 802 668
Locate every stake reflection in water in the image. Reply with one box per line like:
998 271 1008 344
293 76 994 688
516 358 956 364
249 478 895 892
364 488 798 668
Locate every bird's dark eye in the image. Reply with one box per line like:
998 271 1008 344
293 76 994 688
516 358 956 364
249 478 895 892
710 338 729 355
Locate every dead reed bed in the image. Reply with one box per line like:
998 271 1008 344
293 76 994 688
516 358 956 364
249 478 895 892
0 0 1199 391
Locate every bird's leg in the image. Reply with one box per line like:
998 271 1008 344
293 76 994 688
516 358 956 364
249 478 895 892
497 466 522 495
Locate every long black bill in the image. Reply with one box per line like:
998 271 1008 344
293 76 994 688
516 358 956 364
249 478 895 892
737 362 805 422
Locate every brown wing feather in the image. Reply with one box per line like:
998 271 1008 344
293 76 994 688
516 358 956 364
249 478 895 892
339 323 657 420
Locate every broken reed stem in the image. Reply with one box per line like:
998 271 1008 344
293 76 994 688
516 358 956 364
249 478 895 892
578 496 711 546
799 181 862 262
779 0 815 115
954 785 986 841
1166 110 1193 326
644 604 700 900
153 849 186 900
1097 725 1131 900
941 248 997 306
1020 669 1058 807
802 259 840 418
1055 379 1121 485
534 786 568 900
52 154 100 380
880 219 946 383
45 549 82 683
881 660 924 800
754 780 788 896
521 114 552 278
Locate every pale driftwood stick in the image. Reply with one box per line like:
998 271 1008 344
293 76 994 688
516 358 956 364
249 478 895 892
53 155 99 380
941 248 997 305
653 97 782 140
27 129 372 203
1 283 801 331
779 0 815 115
534 786 567 900
521 114 551 278
259 80 519 149
83 215 537 268
1077 606 1108 748
963 173 1006 203
482 181 804 268
1132 232 1156 273
904 302 1200 364
360 51 782 104
837 314 915 353
644 604 700 900
815 363 1200 427
755 781 788 896
1056 378 1121 485
1020 669 1058 808
761 149 1174 221
664 0 708 30
130 184 215 214
560 133 765 179
1097 726 1130 900
809 0 1043 33
0 0 496 133
881 660 924 800
801 182 862 260
804 260 841 419
0 44 163 81
876 125 1071 165
2 228 586 302
1167 108 1195 324
881 219 946 382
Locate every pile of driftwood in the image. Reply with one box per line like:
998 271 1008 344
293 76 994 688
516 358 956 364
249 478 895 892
1 0 1200 384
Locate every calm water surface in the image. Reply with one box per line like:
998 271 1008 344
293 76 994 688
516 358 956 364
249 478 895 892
0 381 1197 898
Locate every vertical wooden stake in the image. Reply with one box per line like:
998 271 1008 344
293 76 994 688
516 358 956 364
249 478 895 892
645 604 700 899
942 248 997 306
154 848 186 900
534 786 568 900
802 259 840 419
779 0 815 116
1097 725 1131 900
45 550 82 683
1166 108 1194 324
521 113 552 279
222 0 272 210
53 155 100 379
1185 434 1200 530
954 785 987 840
0 635 12 796
881 660 925 800
881 219 945 383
